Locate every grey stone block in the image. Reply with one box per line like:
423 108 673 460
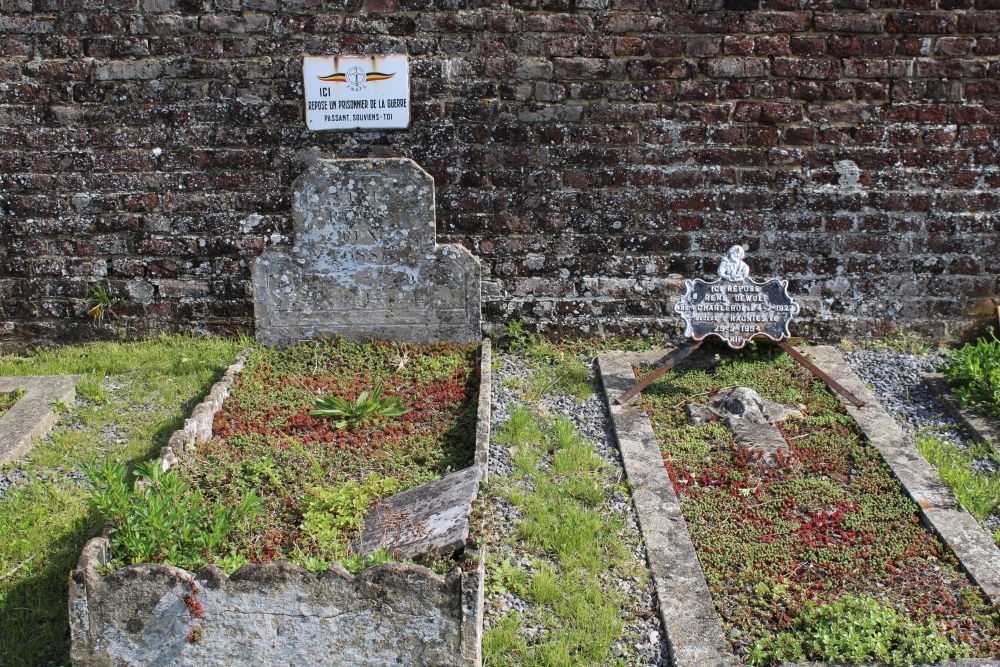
0 374 78 465
252 158 481 346
69 541 482 667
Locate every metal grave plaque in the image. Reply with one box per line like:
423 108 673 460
674 246 799 349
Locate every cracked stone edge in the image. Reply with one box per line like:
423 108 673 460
0 374 79 466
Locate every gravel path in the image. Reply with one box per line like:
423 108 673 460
843 347 999 532
483 353 669 666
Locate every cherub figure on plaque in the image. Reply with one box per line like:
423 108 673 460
717 245 751 282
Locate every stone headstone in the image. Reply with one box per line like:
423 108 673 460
253 158 481 346
674 245 799 349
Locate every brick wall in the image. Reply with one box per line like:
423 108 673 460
2 1 999 349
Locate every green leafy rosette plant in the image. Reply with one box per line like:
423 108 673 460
310 381 412 429
82 458 261 571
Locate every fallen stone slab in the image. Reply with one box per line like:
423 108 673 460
0 375 78 465
353 465 481 560
687 386 801 460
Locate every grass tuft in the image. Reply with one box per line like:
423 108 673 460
484 407 641 666
915 431 1000 540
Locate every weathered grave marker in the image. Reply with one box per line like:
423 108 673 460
618 246 863 406
253 158 481 346
688 386 801 459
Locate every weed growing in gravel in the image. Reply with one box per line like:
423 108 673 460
484 408 640 666
0 389 24 416
502 321 593 400
75 372 107 403
643 346 1000 665
944 330 1000 418
916 431 1000 543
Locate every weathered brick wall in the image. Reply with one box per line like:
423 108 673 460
1 1 998 349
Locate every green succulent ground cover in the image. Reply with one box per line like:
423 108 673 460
944 330 1000 419
0 335 243 667
0 389 24 416
642 347 1000 666
87 338 481 575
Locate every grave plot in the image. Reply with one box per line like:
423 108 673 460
71 337 490 666
600 345 1000 667
69 158 491 666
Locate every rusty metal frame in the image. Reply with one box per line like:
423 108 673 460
615 338 865 408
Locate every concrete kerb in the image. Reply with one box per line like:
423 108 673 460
923 371 1000 446
598 347 1000 667
69 341 493 667
598 350 737 667
0 374 79 465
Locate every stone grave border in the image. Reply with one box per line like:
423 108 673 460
70 340 492 667
923 372 1000 446
598 346 1000 667
0 375 78 466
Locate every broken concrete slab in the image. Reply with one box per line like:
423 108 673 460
353 466 481 560
687 386 801 459
69 540 483 667
0 375 78 465
253 158 481 347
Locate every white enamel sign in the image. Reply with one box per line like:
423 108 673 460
302 54 410 131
